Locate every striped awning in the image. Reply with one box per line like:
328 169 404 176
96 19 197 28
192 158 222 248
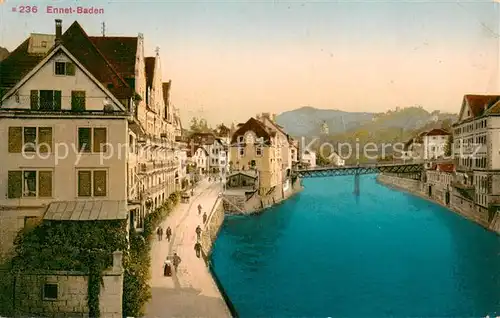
43 200 128 221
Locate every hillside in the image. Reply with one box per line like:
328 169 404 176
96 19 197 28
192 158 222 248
0 47 9 62
276 106 456 138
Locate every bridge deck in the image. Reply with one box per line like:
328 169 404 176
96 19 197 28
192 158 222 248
294 163 423 178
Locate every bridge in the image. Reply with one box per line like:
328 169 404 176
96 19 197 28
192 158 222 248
293 162 424 195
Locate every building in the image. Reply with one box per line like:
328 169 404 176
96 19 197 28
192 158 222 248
229 117 281 194
301 150 316 168
451 94 500 226
425 163 455 205
188 146 209 175
422 128 450 159
0 19 182 257
188 132 228 175
331 151 345 166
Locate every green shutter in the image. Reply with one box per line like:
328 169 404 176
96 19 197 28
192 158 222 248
66 62 75 76
8 171 22 198
30 90 39 110
8 127 22 153
54 91 61 110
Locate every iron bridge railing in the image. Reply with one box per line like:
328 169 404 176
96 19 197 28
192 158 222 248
293 163 424 178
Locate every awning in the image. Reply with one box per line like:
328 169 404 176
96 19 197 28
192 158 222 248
43 200 128 221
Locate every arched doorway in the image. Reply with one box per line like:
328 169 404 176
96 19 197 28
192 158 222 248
428 185 432 197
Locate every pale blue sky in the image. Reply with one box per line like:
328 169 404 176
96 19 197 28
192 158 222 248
1 0 499 125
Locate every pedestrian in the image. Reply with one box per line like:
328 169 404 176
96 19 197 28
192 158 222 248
159 227 164 241
156 226 162 241
196 225 202 240
172 253 182 272
194 242 202 258
198 204 202 215
166 226 172 242
203 212 207 224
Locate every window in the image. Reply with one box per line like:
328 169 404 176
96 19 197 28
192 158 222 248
78 127 107 153
43 283 58 300
30 90 61 111
239 147 245 156
9 127 53 153
238 136 244 144
7 170 52 198
78 170 107 197
54 61 75 76
71 91 86 111
256 146 263 156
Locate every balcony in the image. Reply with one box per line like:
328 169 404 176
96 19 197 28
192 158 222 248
451 180 474 190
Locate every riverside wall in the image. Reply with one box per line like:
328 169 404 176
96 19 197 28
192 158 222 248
377 174 500 235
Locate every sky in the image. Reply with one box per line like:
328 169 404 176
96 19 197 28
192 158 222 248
1 0 499 126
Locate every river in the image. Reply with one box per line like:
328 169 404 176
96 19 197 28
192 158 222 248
211 175 500 317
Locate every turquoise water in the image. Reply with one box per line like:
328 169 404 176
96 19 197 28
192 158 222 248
211 175 500 317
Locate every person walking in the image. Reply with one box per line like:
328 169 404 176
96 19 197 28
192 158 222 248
195 225 202 240
172 253 182 272
203 212 207 224
166 226 172 242
159 226 164 241
194 242 202 258
156 226 162 241
198 204 202 215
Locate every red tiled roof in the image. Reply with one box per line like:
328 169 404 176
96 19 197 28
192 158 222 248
89 36 137 78
0 37 46 95
437 163 455 173
425 128 450 136
230 117 274 145
60 22 134 100
145 57 155 89
464 94 500 118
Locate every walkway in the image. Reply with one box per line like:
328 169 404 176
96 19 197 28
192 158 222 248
145 179 232 318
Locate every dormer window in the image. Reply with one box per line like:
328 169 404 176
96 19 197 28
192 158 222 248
55 61 75 76
238 136 244 144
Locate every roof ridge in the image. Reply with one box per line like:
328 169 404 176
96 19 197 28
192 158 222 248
68 21 131 91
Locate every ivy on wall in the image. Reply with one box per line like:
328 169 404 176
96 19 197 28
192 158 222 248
123 191 180 317
10 219 128 317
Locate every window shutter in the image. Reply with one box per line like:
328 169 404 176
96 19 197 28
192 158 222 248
30 90 39 110
54 91 61 110
78 128 91 152
66 62 75 75
7 171 22 198
8 127 22 153
93 128 107 153
78 171 92 197
38 171 52 197
93 170 107 196
38 127 53 153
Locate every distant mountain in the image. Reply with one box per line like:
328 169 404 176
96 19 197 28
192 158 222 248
0 47 9 62
276 106 373 137
276 106 457 138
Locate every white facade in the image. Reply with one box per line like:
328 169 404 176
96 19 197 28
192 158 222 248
301 150 317 168
423 133 449 159
192 147 209 174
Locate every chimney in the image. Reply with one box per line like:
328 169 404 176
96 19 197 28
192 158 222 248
55 19 62 45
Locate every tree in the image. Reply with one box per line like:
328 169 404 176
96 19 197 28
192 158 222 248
189 117 210 133
317 154 330 166
444 134 453 157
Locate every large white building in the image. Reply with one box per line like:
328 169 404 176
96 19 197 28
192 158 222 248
301 150 317 168
451 94 500 228
422 128 450 160
0 20 183 257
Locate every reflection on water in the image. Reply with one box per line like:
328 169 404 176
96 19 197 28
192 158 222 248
212 175 500 317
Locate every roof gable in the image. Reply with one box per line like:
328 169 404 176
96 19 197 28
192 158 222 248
425 128 450 136
459 94 500 121
231 117 273 145
60 21 133 100
1 45 126 112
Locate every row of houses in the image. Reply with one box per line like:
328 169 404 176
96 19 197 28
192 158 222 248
0 19 191 259
402 95 500 231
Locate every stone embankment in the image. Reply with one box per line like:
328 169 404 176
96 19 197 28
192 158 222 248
377 174 500 235
223 178 303 215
